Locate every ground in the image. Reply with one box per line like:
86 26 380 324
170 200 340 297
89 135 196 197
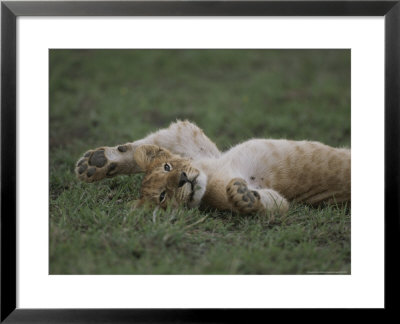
49 49 350 274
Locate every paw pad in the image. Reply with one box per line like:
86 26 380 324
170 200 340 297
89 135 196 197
75 148 117 182
226 178 261 214
89 150 107 167
86 167 96 177
107 163 117 176
77 163 87 174
117 145 128 152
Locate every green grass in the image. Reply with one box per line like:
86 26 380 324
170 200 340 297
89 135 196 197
49 49 351 274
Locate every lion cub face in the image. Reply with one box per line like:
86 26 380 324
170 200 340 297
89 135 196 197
134 145 207 209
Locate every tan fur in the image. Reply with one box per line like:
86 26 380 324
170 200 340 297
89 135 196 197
75 120 350 216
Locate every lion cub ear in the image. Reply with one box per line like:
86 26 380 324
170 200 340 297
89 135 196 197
133 144 172 171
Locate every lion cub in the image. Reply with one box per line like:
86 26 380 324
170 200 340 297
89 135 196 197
76 120 350 215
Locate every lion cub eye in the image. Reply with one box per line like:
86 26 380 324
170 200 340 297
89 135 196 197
164 163 172 172
159 190 166 203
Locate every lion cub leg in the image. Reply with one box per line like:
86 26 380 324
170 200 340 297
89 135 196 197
76 120 221 183
226 178 289 216
75 143 141 183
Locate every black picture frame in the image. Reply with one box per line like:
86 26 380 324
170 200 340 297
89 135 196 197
1 0 399 322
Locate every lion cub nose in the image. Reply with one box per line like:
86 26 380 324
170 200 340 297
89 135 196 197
178 172 189 187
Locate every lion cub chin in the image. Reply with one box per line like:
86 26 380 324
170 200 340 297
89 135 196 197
186 171 207 208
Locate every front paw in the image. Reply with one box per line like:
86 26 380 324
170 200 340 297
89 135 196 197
226 178 262 214
75 147 118 183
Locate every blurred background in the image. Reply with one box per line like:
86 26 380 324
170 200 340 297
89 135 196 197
50 49 350 154
49 50 350 274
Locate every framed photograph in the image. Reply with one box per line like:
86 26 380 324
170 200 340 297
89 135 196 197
1 0 398 321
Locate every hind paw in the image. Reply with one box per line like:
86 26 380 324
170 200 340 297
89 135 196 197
226 178 262 214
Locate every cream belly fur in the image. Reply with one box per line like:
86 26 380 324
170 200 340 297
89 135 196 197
75 120 350 215
193 139 350 210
